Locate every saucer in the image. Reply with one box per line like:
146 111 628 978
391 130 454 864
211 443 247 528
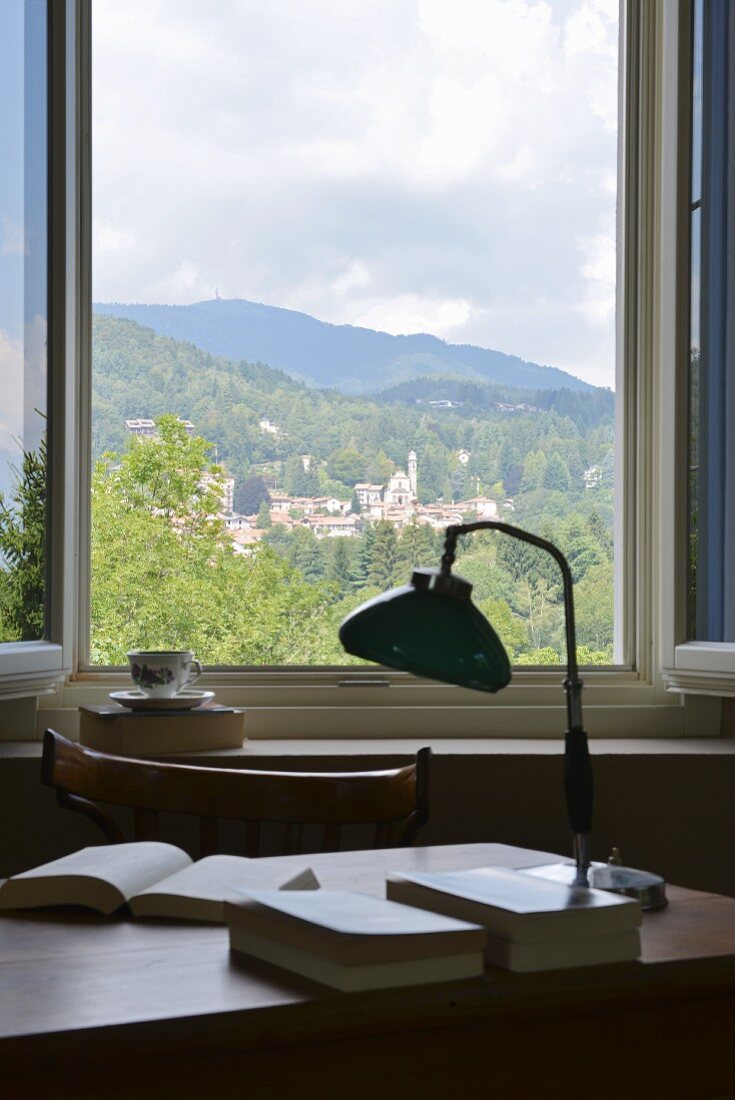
109 690 215 711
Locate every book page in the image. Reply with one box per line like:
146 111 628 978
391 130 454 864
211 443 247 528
0 842 192 913
129 855 320 921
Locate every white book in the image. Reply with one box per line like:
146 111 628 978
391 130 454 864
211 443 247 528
226 889 487 992
485 929 641 972
386 865 641 944
0 843 319 920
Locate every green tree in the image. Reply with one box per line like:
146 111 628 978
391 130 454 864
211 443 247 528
521 449 547 492
367 521 399 588
234 475 270 515
257 500 272 528
543 452 571 492
90 423 345 665
396 521 439 576
290 526 325 583
0 433 46 641
574 561 614 656
328 537 352 592
513 576 562 652
327 447 365 487
477 597 528 659
350 525 375 589
112 415 225 549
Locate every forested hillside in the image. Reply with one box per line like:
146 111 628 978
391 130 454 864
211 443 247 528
89 315 616 666
93 315 613 510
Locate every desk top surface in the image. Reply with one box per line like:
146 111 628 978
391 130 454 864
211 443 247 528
3 842 735 1058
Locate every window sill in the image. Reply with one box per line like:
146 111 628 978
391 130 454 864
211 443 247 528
29 668 722 741
4 737 735 762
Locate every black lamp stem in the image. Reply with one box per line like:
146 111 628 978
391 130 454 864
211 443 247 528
442 522 593 886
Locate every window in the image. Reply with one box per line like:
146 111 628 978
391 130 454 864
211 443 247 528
687 0 735 643
0 0 73 697
89 1 620 673
10 1 724 739
664 0 735 693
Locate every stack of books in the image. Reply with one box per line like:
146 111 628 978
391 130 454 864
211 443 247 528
386 866 642 972
225 889 487 992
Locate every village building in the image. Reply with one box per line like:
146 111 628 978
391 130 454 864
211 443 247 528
325 497 351 515
224 514 252 531
268 510 295 527
583 465 603 490
408 450 418 498
258 417 279 435
354 483 384 509
457 496 499 520
228 528 266 555
220 476 234 514
303 514 362 538
456 448 471 466
200 471 234 516
414 504 465 530
384 470 412 508
125 417 195 437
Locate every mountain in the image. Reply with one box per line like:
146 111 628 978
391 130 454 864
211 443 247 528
92 298 595 396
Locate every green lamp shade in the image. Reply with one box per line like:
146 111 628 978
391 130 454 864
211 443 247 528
339 582 511 693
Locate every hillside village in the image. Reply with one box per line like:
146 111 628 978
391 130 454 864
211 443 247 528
126 417 501 550
125 417 603 556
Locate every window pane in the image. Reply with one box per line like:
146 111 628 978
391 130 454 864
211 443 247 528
687 0 735 641
0 0 48 643
91 0 618 669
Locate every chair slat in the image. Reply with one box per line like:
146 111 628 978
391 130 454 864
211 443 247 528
41 731 431 858
283 822 302 855
199 817 218 857
322 823 341 852
133 807 159 841
244 821 261 857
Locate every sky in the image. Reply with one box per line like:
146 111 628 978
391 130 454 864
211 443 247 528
0 0 47 503
92 0 619 389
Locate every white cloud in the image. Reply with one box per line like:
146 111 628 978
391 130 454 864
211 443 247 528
355 295 472 337
332 261 372 296
0 316 46 461
92 0 620 386
1 218 26 256
577 223 616 328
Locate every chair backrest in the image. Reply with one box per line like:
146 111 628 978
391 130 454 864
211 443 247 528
41 730 430 857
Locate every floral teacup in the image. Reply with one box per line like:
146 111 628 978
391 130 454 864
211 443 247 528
127 650 203 698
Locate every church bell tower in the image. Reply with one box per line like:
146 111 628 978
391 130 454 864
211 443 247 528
408 450 417 499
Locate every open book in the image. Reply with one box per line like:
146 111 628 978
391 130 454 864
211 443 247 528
0 843 319 921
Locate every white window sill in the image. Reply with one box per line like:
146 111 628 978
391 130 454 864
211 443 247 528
26 666 722 741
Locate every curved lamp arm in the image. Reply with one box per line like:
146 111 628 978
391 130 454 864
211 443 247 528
442 521 592 884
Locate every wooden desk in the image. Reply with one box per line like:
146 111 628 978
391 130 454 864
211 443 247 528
2 842 735 1100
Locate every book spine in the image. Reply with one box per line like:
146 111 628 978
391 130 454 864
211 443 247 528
80 712 245 755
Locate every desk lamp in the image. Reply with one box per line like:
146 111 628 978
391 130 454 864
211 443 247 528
340 519 667 907
340 520 593 887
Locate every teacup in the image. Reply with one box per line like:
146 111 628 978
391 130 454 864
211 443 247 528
127 650 203 698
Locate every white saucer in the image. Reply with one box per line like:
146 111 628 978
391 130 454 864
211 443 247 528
109 690 215 711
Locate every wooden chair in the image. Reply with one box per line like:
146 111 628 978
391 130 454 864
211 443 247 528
41 730 430 857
